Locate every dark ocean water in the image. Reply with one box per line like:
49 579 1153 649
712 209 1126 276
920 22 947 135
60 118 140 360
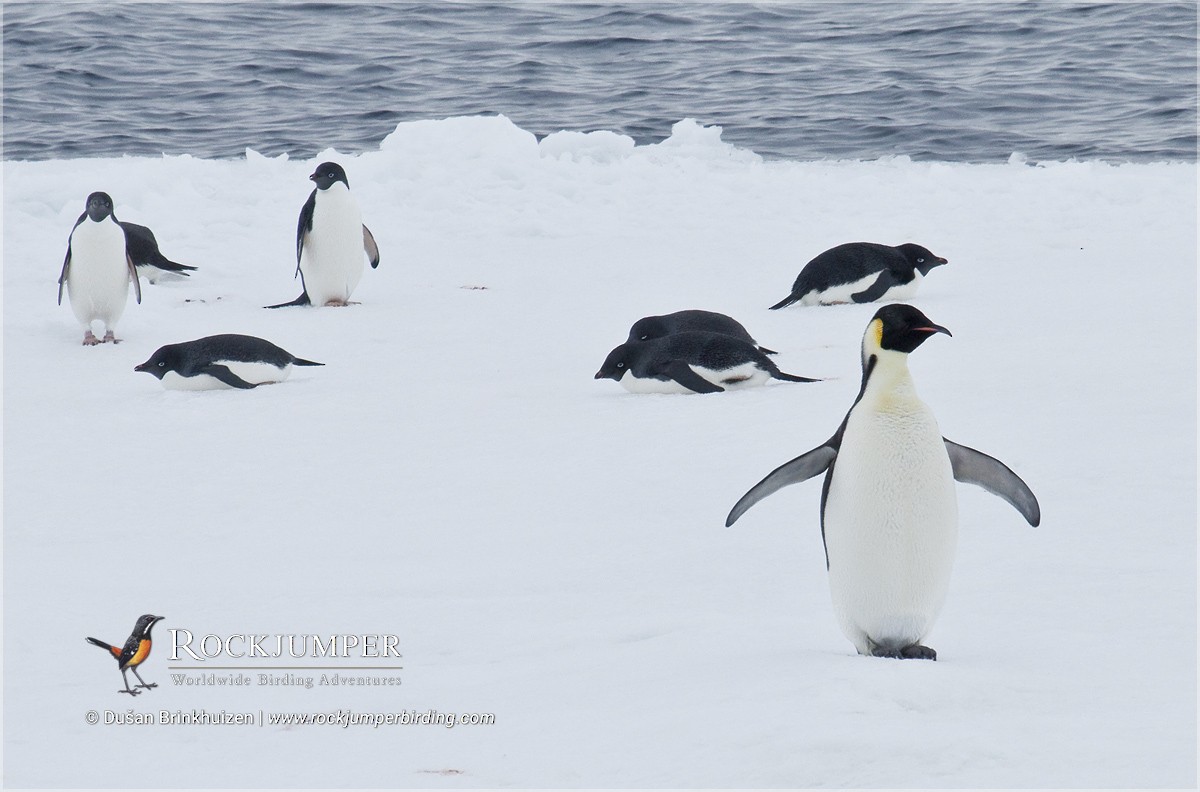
2 2 1196 163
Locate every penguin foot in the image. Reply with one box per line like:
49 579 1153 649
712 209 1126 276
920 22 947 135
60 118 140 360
103 331 120 344
83 331 101 346
870 643 937 661
322 299 360 307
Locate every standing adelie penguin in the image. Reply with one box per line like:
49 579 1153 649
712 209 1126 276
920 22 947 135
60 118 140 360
595 331 818 394
726 304 1039 660
266 161 380 308
135 334 323 390
120 221 197 283
627 310 778 354
57 192 142 345
769 242 947 309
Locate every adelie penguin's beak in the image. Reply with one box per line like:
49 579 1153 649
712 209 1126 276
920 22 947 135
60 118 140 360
134 362 148 372
594 371 606 379
935 256 948 264
308 172 319 182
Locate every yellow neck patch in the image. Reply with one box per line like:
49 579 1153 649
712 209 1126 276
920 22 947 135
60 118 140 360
868 318 884 352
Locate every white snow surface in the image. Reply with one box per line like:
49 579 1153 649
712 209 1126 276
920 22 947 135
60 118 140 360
3 116 1196 788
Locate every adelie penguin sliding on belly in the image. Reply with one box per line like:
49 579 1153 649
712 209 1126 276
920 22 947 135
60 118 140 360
769 242 947 309
595 331 819 394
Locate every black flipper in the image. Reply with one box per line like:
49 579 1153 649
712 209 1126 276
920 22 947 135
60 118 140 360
58 245 72 305
664 360 724 394
363 225 380 269
201 364 258 389
944 439 1041 526
726 444 838 526
851 270 900 303
265 292 311 309
290 358 324 367
127 255 142 304
296 189 316 275
757 346 779 355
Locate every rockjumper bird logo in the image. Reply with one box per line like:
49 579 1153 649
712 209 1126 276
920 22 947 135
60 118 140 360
86 614 164 696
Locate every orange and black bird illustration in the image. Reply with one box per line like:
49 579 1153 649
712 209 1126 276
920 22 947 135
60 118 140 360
86 614 164 695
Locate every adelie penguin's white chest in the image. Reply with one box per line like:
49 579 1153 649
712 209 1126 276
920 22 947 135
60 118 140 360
617 362 770 394
822 369 958 654
161 361 291 391
67 219 131 325
802 270 922 306
301 184 365 305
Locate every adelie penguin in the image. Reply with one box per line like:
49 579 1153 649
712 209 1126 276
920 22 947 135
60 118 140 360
120 221 197 283
596 331 818 394
57 191 142 345
267 161 380 308
726 304 1040 660
135 334 323 390
627 310 777 355
769 242 947 309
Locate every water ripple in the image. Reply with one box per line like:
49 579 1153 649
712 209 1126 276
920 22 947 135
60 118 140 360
2 2 1195 162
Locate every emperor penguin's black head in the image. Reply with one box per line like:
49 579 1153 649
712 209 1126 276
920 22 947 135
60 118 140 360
84 191 115 222
309 161 349 190
134 345 182 380
866 303 951 357
133 614 164 638
595 343 636 381
896 243 948 275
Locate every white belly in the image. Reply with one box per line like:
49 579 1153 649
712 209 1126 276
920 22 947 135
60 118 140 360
67 220 130 330
300 184 365 305
801 270 922 306
617 362 770 394
161 361 291 391
823 389 958 654
618 369 694 394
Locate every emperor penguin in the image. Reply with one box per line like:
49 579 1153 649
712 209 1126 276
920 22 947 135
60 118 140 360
266 161 380 308
57 191 143 345
726 304 1040 659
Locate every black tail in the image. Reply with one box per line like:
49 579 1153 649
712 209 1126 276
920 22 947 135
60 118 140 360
768 293 799 310
85 636 113 651
265 293 311 309
291 358 324 367
773 370 821 383
757 345 779 356
150 253 198 273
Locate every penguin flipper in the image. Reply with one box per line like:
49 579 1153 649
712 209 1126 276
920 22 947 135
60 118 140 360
363 225 380 269
726 445 838 526
296 190 316 274
851 269 900 303
58 245 71 305
944 439 1041 527
201 365 258 389
127 255 142 304
664 361 724 394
